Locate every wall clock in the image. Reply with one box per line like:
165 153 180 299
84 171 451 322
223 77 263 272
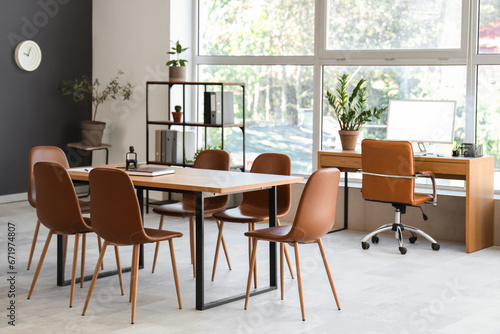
14 40 42 72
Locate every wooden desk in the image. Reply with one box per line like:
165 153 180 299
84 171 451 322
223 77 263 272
69 165 303 310
318 150 494 253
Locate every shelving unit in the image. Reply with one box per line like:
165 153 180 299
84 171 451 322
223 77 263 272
145 81 245 170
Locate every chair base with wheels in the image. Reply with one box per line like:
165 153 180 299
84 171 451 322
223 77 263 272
360 204 440 255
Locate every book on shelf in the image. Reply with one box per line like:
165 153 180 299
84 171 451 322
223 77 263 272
155 129 196 164
122 165 175 176
203 91 234 124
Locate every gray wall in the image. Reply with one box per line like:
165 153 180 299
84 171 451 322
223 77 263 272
0 0 92 196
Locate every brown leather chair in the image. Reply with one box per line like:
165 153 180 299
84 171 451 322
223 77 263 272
27 162 121 308
83 167 183 324
360 139 440 254
243 168 342 321
27 146 92 271
212 153 294 283
151 149 231 277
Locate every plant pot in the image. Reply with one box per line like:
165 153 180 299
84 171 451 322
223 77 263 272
338 130 360 150
172 111 183 123
169 66 186 82
80 120 106 146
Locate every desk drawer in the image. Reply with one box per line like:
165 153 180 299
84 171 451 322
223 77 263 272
415 161 466 177
319 154 362 170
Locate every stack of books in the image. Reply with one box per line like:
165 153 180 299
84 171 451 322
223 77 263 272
155 129 195 164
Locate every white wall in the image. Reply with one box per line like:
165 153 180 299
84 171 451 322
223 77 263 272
93 0 171 164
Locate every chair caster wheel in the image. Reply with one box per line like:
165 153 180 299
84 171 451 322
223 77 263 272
409 236 417 244
432 243 440 251
399 247 407 255
361 242 370 250
371 235 379 244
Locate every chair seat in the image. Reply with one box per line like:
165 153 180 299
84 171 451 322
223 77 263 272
143 228 183 242
244 225 291 240
152 199 227 217
212 204 288 223
413 193 433 205
79 200 91 214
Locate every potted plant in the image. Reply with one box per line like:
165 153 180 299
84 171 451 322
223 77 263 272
172 105 183 123
326 74 386 150
166 40 188 81
59 70 133 146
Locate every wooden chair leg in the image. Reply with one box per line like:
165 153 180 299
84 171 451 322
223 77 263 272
293 242 305 321
189 217 196 278
249 223 257 288
317 239 341 310
130 244 140 324
70 233 79 308
82 241 109 316
152 216 164 273
27 230 53 300
27 219 41 270
211 221 223 281
81 233 86 288
64 234 68 272
130 245 137 302
220 227 232 270
277 220 294 279
168 239 182 309
244 237 259 310
114 246 124 295
280 243 285 300
97 236 103 270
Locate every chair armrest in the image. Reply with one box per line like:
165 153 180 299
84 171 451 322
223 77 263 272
415 171 437 206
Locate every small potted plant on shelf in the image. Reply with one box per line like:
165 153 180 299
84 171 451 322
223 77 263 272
166 40 189 81
325 74 386 150
59 70 133 146
172 105 183 123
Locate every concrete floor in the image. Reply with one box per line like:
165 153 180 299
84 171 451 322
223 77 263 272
1 200 500 333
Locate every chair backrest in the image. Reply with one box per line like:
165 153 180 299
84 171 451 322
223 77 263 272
241 153 292 216
361 139 416 204
33 161 87 234
286 168 340 243
89 168 150 245
28 146 70 208
184 149 230 209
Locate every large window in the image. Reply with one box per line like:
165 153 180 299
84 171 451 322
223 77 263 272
194 0 500 189
326 0 462 50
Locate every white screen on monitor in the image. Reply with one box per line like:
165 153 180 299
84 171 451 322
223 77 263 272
386 100 456 144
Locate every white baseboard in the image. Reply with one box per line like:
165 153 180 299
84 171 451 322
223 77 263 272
0 192 27 204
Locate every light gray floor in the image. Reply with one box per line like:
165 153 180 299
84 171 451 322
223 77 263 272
1 200 500 333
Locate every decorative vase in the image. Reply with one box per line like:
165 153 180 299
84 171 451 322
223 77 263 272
80 120 106 146
169 66 186 82
338 130 360 150
172 111 183 123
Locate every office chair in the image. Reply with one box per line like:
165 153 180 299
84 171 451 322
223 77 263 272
27 146 94 271
151 149 231 277
27 162 122 308
212 153 294 284
243 168 342 321
360 139 440 254
83 167 183 324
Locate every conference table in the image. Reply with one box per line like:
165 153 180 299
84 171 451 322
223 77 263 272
67 164 303 310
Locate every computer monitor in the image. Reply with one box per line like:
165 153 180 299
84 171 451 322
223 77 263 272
386 100 456 151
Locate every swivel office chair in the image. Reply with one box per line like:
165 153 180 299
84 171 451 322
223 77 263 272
360 139 440 254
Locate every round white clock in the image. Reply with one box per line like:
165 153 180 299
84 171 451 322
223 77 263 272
15 40 42 71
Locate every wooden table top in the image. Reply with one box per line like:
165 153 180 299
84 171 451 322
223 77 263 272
68 164 304 195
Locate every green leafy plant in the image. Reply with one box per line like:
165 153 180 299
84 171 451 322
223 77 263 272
326 74 386 131
166 40 189 67
59 70 133 121
189 144 222 163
